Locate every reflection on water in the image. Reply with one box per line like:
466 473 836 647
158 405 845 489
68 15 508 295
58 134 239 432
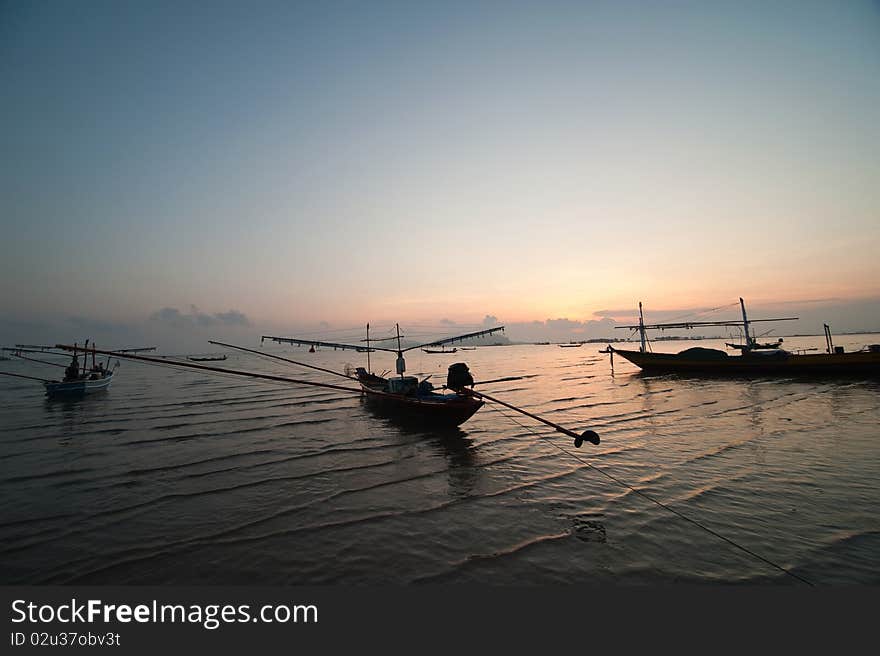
1 336 879 584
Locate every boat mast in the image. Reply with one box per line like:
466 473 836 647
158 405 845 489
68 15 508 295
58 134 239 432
366 322 371 374
395 323 406 378
739 298 753 348
638 302 647 353
824 323 834 354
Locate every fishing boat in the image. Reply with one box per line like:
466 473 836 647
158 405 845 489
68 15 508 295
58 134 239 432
607 298 880 377
0 343 155 398
353 364 483 427
262 324 498 428
187 355 227 362
559 343 583 348
44 342 117 398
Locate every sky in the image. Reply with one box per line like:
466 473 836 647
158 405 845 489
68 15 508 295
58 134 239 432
1 0 879 349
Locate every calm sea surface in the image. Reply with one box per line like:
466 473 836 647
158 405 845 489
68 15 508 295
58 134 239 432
2 335 879 585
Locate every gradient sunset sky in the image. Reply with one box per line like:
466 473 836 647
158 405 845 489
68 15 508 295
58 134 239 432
2 0 879 344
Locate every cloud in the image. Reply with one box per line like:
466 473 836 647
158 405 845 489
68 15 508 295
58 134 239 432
502 317 619 342
150 306 250 328
482 314 501 327
214 310 250 326
151 307 185 323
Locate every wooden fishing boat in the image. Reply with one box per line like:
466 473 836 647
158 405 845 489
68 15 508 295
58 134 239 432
187 355 227 362
45 369 115 397
0 343 153 398
559 343 583 348
262 324 501 428
354 365 483 427
45 341 118 398
608 299 880 377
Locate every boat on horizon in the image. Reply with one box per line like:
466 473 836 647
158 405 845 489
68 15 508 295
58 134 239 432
607 298 880 376
187 355 227 362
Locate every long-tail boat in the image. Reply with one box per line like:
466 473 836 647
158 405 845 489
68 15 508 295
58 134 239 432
261 324 501 428
606 298 880 376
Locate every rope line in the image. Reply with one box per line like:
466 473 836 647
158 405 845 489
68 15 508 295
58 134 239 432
482 401 814 586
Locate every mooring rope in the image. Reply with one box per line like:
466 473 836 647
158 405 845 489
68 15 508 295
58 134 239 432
482 401 814 586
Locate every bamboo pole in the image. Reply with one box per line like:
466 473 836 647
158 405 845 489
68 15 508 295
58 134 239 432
465 388 600 447
208 340 354 380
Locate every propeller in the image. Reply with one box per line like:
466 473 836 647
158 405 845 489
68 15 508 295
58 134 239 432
574 430 600 448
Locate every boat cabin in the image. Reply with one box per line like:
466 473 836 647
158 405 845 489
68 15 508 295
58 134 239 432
388 376 419 395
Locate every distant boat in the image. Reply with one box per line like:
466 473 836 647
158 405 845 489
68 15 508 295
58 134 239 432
725 339 783 351
0 342 156 398
608 298 880 377
459 347 477 351
45 341 116 398
559 343 583 348
45 370 115 397
187 355 227 362
422 347 457 354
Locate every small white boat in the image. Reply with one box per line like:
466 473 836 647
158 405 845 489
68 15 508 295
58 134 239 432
44 343 117 398
45 370 114 397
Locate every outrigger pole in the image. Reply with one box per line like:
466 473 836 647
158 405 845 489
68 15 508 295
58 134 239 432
0 371 53 384
260 325 505 354
463 388 600 447
208 340 354 380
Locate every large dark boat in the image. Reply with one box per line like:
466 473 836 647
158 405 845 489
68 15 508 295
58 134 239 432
608 298 880 377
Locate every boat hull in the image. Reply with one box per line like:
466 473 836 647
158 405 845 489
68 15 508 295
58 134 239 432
44 371 114 397
612 348 880 377
357 376 483 428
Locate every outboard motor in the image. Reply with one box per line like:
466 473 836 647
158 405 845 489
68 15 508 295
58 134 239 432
447 362 474 391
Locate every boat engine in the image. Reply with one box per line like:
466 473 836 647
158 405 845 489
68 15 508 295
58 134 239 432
447 363 474 391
